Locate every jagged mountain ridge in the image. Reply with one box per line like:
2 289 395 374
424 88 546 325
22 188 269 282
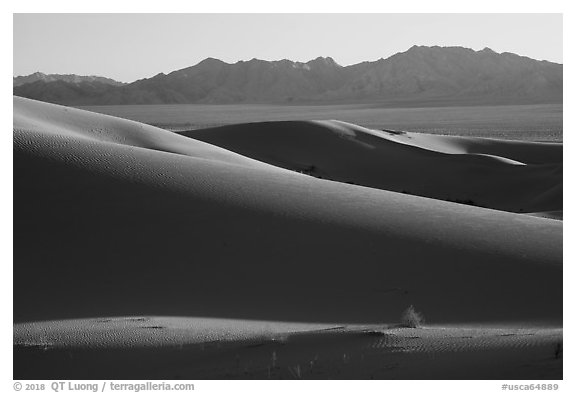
13 46 562 106
13 72 125 87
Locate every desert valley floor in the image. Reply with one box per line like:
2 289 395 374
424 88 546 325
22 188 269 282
13 96 562 379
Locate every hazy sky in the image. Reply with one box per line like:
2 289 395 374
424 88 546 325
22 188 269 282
13 13 563 83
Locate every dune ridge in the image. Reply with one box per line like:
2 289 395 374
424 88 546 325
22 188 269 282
388 131 562 165
182 120 562 214
13 96 562 328
14 97 280 170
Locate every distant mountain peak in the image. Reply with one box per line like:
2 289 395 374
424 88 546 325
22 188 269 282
308 56 341 67
196 57 227 67
480 47 497 54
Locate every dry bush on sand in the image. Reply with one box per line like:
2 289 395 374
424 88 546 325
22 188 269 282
401 305 424 328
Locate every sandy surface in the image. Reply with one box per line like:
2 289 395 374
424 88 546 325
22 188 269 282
13 97 562 379
14 317 562 379
14 317 335 348
80 103 563 142
183 120 562 214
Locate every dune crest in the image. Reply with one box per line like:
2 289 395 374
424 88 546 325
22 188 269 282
182 120 562 214
14 97 561 327
14 96 280 170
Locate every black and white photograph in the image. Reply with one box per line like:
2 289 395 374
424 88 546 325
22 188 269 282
8 5 569 387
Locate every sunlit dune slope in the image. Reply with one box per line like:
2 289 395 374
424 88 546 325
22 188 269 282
14 96 274 170
385 131 562 165
182 120 562 213
14 97 562 325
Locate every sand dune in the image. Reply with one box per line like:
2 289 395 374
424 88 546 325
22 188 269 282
14 317 562 379
182 120 562 214
383 131 562 165
14 96 561 324
526 211 563 220
14 96 275 170
13 97 562 378
14 317 334 349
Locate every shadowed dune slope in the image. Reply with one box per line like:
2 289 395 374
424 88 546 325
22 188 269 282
182 120 562 214
14 97 561 326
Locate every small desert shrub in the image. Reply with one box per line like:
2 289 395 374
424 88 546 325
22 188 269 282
400 305 424 328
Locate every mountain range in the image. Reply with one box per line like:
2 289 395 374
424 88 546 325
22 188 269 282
13 72 125 87
13 46 562 106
